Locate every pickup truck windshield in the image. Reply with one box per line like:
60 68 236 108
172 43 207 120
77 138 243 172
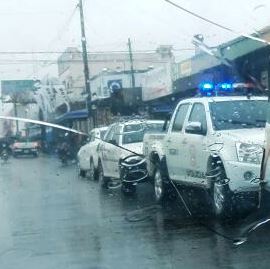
210 100 267 130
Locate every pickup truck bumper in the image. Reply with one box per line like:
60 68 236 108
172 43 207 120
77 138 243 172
225 161 261 193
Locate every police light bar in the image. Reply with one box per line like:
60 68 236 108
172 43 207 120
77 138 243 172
199 83 214 91
216 83 233 91
233 82 255 88
220 83 232 89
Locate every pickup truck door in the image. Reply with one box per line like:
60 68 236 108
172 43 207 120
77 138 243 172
183 103 209 187
165 103 191 182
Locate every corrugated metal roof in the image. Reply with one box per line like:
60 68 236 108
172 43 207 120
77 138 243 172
177 27 270 79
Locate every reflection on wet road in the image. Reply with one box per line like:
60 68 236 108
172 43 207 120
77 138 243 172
1 156 270 268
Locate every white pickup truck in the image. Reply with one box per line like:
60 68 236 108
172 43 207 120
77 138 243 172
97 119 164 193
143 96 268 217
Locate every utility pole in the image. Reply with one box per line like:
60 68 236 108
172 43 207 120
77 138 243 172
128 38 136 88
78 0 93 126
13 101 19 135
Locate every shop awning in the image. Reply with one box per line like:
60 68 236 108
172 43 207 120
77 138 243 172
55 109 88 123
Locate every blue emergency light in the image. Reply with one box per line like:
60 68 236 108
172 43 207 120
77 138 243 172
198 82 234 96
199 83 214 91
219 83 232 90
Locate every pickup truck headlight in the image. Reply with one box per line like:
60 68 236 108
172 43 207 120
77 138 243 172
236 143 263 164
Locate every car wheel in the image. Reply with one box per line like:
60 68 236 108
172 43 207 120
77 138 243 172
153 163 170 203
211 164 233 219
89 159 98 180
98 162 110 188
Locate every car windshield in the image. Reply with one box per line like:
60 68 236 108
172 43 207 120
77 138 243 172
210 100 267 130
1 1 270 268
122 130 144 144
144 122 164 132
123 123 143 132
122 121 164 144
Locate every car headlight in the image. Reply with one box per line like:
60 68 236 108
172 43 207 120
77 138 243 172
236 142 263 164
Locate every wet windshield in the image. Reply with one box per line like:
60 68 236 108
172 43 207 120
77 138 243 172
123 130 144 144
122 122 163 144
1 0 270 268
210 100 268 130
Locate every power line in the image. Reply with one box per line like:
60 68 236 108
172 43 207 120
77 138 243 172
0 60 174 65
24 5 79 80
46 5 78 51
0 48 194 55
164 0 270 45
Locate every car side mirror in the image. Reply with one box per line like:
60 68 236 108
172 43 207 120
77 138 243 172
185 121 205 135
108 139 117 145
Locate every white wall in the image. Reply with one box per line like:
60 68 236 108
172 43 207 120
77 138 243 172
141 63 173 101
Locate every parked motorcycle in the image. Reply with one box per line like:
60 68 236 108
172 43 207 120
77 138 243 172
1 148 9 163
58 142 72 165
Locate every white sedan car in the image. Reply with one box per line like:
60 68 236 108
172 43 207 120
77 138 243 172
77 127 108 179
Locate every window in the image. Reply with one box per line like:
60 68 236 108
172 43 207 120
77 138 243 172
112 125 121 145
104 125 115 142
122 131 144 144
188 103 207 134
172 103 190 132
123 124 143 132
209 100 267 130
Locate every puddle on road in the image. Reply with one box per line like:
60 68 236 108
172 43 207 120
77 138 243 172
125 205 161 222
0 248 33 262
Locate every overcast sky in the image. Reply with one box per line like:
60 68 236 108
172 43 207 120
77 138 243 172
0 0 269 79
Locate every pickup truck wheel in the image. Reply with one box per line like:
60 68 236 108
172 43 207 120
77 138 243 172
98 162 109 188
154 163 169 203
211 165 234 219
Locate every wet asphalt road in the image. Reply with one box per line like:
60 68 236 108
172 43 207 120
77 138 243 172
1 155 270 269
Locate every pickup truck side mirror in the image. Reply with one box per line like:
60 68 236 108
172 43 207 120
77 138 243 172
185 121 206 135
108 139 117 145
